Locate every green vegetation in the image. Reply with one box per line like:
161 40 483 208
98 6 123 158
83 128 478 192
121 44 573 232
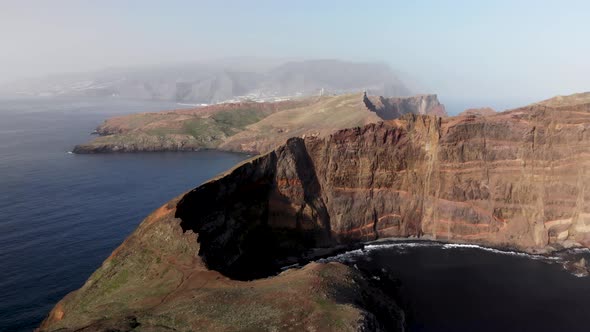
182 118 216 138
211 108 266 131
104 269 129 293
179 108 267 145
193 108 266 136
43 207 376 332
75 94 379 153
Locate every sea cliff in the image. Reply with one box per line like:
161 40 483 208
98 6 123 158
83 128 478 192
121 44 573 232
40 93 590 331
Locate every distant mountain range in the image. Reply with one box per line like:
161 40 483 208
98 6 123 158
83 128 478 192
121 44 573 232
1 59 411 104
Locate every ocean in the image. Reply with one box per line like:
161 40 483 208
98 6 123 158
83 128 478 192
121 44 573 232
325 241 590 332
1 97 589 332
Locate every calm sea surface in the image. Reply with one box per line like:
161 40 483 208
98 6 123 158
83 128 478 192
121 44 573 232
0 97 247 331
327 241 590 332
1 97 589 332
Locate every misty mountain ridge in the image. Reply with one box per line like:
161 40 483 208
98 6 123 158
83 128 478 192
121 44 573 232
1 59 410 104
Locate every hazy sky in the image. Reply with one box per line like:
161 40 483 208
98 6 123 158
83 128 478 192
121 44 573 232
1 0 589 101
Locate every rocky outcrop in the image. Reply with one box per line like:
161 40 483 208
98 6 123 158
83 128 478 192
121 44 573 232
74 93 446 155
364 93 447 120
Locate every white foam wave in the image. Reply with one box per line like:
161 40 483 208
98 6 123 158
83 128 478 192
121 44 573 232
364 242 438 251
317 249 364 264
280 263 300 271
318 241 561 264
569 247 590 254
318 242 440 264
441 243 561 260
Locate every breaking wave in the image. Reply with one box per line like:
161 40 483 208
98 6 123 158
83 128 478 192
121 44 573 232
440 243 560 260
318 240 562 264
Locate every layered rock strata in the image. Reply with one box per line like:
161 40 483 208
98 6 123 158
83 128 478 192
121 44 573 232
178 101 590 264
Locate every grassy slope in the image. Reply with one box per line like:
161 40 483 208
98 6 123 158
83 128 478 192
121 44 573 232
39 200 388 332
219 93 380 153
83 107 271 151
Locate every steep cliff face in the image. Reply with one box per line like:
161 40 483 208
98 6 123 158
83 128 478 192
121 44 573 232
133 99 590 282
177 101 590 268
176 139 336 279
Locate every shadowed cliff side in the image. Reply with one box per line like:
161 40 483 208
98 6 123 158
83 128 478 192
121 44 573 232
38 194 404 332
175 138 334 279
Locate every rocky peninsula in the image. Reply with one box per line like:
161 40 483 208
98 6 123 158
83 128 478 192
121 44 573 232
40 92 590 331
73 93 446 155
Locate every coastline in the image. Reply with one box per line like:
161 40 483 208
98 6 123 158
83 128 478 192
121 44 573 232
312 237 590 277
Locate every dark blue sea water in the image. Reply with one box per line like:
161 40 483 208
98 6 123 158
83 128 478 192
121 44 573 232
0 97 248 331
327 242 590 332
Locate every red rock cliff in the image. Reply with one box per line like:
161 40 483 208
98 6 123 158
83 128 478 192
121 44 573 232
177 101 590 278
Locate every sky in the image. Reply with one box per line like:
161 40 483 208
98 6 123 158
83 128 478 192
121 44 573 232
1 0 589 102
